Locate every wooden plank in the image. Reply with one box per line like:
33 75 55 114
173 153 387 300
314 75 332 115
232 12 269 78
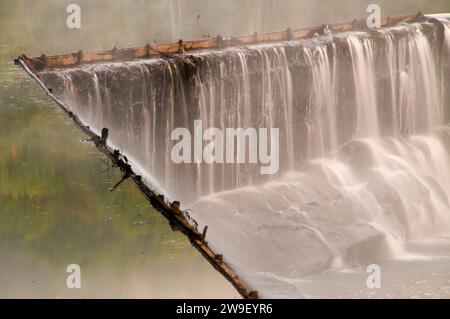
18 13 424 70
184 38 216 50
292 26 323 39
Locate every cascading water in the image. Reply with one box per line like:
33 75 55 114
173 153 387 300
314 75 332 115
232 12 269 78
346 35 379 137
38 20 450 298
303 41 337 157
445 23 450 52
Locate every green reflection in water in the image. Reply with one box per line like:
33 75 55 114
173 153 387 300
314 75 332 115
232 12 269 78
0 0 236 298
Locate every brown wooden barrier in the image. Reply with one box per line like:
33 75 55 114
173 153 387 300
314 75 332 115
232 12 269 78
18 13 424 72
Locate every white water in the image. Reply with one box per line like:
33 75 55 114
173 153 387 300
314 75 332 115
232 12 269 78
187 23 450 297
40 21 450 298
446 23 450 53
189 126 450 297
347 35 379 137
303 42 338 158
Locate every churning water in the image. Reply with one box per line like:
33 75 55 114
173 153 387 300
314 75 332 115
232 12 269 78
39 20 450 298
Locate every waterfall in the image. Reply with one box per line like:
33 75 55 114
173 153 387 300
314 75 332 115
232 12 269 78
346 35 379 137
38 20 450 297
445 23 450 53
303 41 338 157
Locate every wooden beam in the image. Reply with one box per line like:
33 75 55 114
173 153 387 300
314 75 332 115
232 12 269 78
18 13 425 70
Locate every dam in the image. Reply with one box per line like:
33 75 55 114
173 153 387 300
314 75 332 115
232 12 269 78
17 13 450 298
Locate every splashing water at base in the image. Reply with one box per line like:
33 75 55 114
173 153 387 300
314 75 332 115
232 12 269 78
188 126 450 297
